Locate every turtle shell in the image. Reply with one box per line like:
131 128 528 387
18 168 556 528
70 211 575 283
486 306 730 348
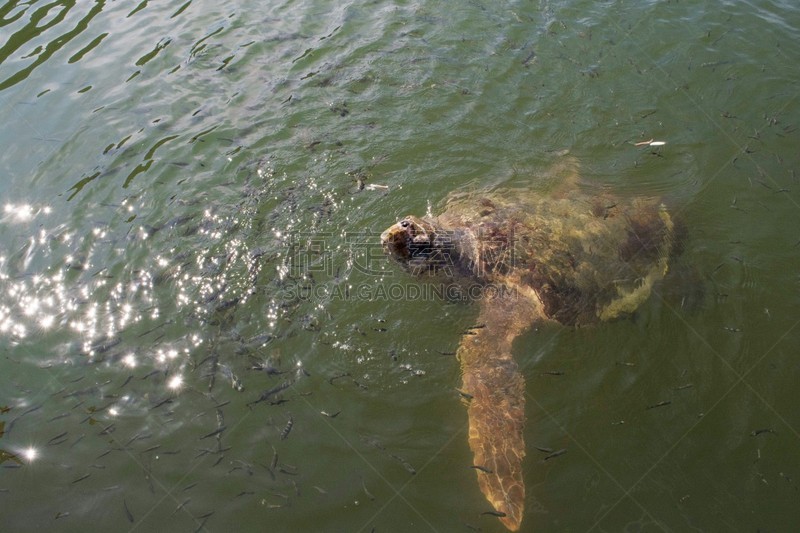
434 188 674 325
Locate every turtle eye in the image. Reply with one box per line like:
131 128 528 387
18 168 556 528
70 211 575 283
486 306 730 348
400 220 410 228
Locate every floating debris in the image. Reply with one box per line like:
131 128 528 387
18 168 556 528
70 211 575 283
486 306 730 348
219 365 244 392
634 139 667 147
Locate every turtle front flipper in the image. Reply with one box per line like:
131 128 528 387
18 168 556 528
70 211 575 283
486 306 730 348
458 292 540 531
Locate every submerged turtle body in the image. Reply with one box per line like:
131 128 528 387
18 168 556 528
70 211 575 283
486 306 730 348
381 186 675 531
433 189 673 324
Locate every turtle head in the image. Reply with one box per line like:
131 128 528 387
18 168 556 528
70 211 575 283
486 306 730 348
380 215 441 273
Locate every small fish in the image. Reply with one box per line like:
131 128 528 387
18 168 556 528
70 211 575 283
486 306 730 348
72 473 91 484
350 477 370 502
270 447 279 470
482 510 507 517
390 454 416 475
646 400 672 410
48 431 69 445
543 449 568 461
200 426 226 440
219 365 244 392
124 499 134 523
149 395 169 409
328 373 352 385
125 432 152 446
173 498 191 513
194 512 214 532
280 415 294 440
90 336 121 354
471 464 493 473
249 380 294 407
522 50 536 66
751 428 775 437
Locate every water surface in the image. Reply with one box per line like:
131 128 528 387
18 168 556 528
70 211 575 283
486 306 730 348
1 1 799 531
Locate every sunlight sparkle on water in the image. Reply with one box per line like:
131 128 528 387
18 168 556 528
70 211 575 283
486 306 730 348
4 203 34 222
167 374 183 390
39 315 55 329
22 447 38 462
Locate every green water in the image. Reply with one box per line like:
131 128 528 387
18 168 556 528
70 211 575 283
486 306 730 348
1 1 799 531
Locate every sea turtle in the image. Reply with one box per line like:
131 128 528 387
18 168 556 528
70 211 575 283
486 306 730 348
380 179 675 531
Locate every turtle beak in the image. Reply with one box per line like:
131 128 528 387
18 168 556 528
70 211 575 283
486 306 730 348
379 228 393 248
380 223 411 260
